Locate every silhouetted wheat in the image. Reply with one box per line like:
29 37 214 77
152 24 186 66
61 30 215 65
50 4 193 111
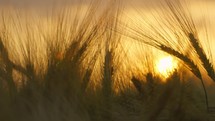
189 33 215 81
0 0 213 121
0 37 20 96
158 44 209 112
160 45 201 79
123 0 212 113
131 77 144 95
146 71 179 121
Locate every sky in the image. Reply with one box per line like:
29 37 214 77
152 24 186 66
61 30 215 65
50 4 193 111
1 0 215 56
0 0 214 15
1 0 215 43
1 0 215 51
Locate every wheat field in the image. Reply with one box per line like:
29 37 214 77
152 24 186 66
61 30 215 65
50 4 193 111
0 0 215 121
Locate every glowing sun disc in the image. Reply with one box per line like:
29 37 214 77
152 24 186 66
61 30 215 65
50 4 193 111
156 56 177 78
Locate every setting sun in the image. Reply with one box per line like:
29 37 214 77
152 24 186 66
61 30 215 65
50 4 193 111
156 56 177 78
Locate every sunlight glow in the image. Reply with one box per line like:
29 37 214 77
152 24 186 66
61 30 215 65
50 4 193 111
156 56 177 78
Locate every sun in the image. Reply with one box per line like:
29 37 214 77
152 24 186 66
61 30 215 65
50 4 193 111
156 56 177 78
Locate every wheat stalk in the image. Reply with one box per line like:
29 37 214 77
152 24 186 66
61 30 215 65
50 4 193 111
159 44 209 110
189 33 215 81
